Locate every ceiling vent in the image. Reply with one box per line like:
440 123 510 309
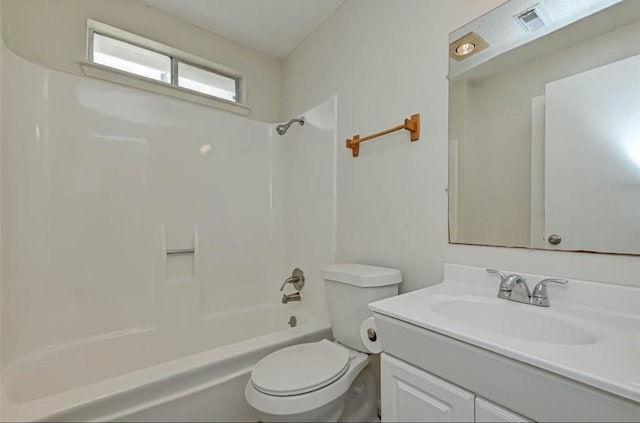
515 5 549 32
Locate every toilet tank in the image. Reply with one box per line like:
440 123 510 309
321 264 402 353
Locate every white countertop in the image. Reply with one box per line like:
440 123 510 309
369 264 640 403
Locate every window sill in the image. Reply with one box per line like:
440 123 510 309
79 61 251 116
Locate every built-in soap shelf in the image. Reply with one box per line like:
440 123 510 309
166 248 195 255
161 225 199 285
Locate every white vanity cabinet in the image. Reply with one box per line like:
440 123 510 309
381 354 532 422
475 397 532 423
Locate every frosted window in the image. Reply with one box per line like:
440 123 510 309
92 33 171 83
89 29 242 103
178 62 238 102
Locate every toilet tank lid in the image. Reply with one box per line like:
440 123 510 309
322 264 402 287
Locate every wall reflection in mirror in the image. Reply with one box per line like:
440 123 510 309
448 0 640 255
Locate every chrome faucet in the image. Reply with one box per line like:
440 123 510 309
498 273 531 303
487 269 568 307
280 268 305 304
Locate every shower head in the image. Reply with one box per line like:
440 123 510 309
276 117 305 135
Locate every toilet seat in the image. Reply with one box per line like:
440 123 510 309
245 342 371 420
251 340 350 396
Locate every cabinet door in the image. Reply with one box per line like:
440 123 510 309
475 397 533 422
381 354 475 422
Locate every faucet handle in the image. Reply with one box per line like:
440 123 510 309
532 278 568 297
280 276 298 291
531 278 568 306
486 269 507 282
280 268 305 291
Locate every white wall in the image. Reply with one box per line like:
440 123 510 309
0 0 3 372
283 0 640 291
0 0 282 122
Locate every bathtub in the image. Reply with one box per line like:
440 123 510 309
1 305 331 422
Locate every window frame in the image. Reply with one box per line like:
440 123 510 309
86 22 242 104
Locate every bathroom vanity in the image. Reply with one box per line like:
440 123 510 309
369 264 640 422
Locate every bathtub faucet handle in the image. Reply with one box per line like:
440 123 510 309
279 268 305 291
280 276 299 291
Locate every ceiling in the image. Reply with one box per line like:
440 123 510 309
454 0 640 81
141 0 345 58
449 0 623 78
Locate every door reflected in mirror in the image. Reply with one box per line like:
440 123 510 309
448 0 640 255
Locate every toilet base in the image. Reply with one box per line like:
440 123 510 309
254 367 376 423
337 366 377 422
255 395 346 422
247 345 377 423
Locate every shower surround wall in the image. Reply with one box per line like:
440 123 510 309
269 97 338 321
0 45 336 367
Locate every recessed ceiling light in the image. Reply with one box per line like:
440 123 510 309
449 32 489 61
455 43 476 56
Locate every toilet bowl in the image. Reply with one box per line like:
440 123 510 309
245 340 376 422
245 264 402 422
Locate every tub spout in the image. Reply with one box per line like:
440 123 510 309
282 292 301 304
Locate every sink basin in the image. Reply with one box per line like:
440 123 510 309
430 299 600 345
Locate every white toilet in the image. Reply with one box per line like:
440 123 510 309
245 264 402 422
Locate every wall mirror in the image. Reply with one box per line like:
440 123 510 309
448 0 640 255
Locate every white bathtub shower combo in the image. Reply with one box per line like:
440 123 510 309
0 43 338 422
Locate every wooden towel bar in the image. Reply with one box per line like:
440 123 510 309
346 114 420 157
